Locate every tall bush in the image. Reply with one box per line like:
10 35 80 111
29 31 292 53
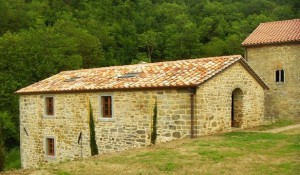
89 102 98 156
151 100 158 144
0 112 16 171
0 127 4 171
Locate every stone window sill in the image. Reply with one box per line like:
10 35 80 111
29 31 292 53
45 155 56 160
43 115 55 119
275 82 285 85
99 117 115 122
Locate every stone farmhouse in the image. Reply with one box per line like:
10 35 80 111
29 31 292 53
242 19 300 120
17 55 268 168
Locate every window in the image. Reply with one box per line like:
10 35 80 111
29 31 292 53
44 96 55 117
101 96 112 118
275 69 285 82
99 95 114 121
46 138 55 157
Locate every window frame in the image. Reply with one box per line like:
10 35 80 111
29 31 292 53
99 94 114 121
45 137 56 159
43 95 55 118
275 69 285 83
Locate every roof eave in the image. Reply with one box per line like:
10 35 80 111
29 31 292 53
15 85 198 95
241 40 300 47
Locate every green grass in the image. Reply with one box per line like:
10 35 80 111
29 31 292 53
258 119 295 131
253 162 300 175
135 149 180 171
221 132 288 151
4 147 21 171
197 149 242 162
57 170 71 175
158 162 176 172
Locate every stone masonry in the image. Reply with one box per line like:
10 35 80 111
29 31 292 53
246 44 300 120
19 61 265 168
196 62 265 135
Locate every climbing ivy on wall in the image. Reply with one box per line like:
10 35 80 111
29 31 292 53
151 100 158 145
89 101 99 156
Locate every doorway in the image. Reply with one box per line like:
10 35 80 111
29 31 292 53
231 88 243 128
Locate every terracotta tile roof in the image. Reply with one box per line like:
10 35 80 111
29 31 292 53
242 19 300 46
16 55 268 94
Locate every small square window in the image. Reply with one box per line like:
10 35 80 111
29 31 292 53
275 69 284 83
46 138 55 157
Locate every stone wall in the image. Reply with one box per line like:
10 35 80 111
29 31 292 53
246 44 300 120
19 89 192 168
195 62 265 136
19 94 92 168
19 61 266 168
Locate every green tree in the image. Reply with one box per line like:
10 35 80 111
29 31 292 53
138 30 161 62
151 100 158 145
164 14 201 59
201 37 226 57
0 112 16 172
0 0 9 35
0 0 47 35
88 102 98 156
272 5 295 20
0 130 4 171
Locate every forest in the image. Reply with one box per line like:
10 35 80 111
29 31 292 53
0 0 299 171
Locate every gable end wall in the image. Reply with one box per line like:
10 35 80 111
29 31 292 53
246 44 300 120
195 62 265 135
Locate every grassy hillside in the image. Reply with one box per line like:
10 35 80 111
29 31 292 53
3 127 299 175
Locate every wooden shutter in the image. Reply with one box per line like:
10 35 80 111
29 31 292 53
46 97 54 115
102 96 112 118
47 138 55 156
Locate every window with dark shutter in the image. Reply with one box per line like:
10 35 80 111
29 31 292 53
45 97 54 115
46 138 55 156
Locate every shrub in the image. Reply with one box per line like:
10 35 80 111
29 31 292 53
151 100 157 144
89 101 98 156
4 147 21 170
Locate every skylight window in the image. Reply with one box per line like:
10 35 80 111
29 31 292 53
118 72 140 78
64 76 81 82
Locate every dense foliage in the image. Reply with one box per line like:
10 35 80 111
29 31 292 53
0 0 298 170
0 112 16 171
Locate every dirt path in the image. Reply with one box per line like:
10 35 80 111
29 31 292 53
260 123 300 133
